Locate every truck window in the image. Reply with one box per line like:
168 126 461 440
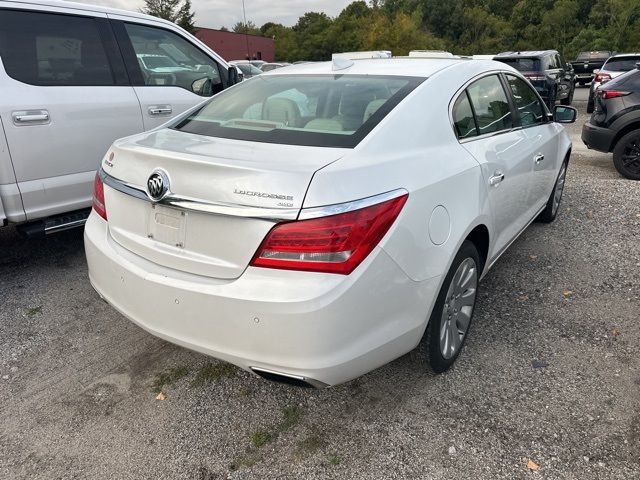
0 10 115 86
124 23 223 96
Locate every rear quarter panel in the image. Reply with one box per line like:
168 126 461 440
303 62 495 283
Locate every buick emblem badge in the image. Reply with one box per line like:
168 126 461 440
147 170 169 201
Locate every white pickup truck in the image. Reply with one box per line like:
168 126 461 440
0 0 238 235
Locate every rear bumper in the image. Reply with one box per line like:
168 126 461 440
582 121 615 152
84 212 440 386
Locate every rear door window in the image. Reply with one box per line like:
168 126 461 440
0 10 115 86
465 75 514 135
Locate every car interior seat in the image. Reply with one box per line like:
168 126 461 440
262 98 302 127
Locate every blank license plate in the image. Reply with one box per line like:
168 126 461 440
147 205 187 248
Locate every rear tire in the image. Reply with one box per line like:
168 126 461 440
420 241 480 374
612 130 640 180
538 159 568 223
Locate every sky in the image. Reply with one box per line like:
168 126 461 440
73 0 354 29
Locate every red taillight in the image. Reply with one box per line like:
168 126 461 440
598 89 630 100
250 194 408 275
92 172 107 220
594 73 611 83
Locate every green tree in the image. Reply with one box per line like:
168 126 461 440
142 0 195 33
232 20 260 35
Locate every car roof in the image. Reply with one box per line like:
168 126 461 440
265 57 483 78
1 0 177 26
608 53 640 59
495 50 557 58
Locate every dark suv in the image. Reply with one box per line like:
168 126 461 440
494 50 575 109
582 66 640 179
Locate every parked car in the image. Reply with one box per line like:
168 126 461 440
571 50 614 86
0 0 238 236
229 61 263 79
85 57 575 387
261 62 291 72
494 50 575 108
587 53 640 113
582 66 640 179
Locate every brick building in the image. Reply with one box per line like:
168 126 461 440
195 28 275 62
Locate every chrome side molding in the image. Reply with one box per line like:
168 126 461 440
298 188 408 220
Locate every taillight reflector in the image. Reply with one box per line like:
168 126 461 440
598 89 630 100
250 194 408 275
92 172 107 220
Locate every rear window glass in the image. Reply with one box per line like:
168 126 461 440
603 57 640 72
495 58 540 72
576 52 611 61
173 74 424 148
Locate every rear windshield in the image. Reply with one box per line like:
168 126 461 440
604 56 640 72
576 51 611 61
173 74 423 148
495 58 540 72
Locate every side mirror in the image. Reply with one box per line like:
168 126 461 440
228 66 239 85
191 77 212 96
553 105 577 123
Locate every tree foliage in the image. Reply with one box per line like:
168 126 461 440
232 0 640 61
142 0 196 33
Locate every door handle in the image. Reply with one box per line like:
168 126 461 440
148 106 172 116
534 154 545 164
489 171 505 186
12 110 50 125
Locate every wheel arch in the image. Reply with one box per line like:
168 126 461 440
610 121 640 152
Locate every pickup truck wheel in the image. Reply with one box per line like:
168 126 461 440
538 159 568 223
613 130 640 180
419 241 480 373
561 86 573 105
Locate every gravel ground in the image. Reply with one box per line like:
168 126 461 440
1 88 639 479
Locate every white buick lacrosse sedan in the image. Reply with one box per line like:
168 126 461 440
85 57 576 387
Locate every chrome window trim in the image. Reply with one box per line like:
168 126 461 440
99 168 299 221
448 70 550 144
298 188 408 220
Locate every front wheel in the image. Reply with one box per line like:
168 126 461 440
538 159 568 223
420 241 480 373
612 130 640 180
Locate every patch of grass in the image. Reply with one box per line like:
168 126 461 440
328 455 341 466
250 430 274 448
151 365 190 393
191 362 236 387
278 405 302 433
25 306 42 317
294 434 326 459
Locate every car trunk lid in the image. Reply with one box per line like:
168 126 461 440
102 129 346 279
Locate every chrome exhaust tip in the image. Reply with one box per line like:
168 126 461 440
250 367 329 389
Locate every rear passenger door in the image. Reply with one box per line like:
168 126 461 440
0 7 143 220
504 74 559 210
453 74 535 258
109 17 228 130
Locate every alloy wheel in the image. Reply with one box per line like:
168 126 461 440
552 163 567 216
439 258 478 359
620 139 640 176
